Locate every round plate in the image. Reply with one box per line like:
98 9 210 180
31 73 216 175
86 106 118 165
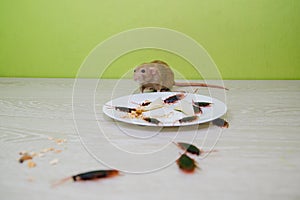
102 92 227 127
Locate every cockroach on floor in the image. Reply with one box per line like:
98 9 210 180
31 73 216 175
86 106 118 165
52 169 119 187
174 142 201 156
174 142 218 156
163 93 185 104
176 153 199 173
212 118 229 128
143 117 161 125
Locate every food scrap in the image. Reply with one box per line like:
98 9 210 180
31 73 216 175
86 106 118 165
54 149 62 154
49 158 59 165
18 137 67 168
19 153 33 163
27 160 37 168
48 137 67 145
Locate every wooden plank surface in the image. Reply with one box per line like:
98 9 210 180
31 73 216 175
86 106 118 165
0 78 300 200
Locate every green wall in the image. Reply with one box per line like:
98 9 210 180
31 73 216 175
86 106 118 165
0 0 299 79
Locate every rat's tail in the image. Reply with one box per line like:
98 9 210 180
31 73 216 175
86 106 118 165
174 82 228 90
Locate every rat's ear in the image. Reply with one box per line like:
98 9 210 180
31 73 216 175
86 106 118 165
149 67 158 75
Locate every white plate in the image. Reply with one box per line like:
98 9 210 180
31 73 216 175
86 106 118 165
102 92 227 127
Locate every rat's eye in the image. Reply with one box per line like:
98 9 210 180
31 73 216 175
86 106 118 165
134 69 136 72
141 69 145 73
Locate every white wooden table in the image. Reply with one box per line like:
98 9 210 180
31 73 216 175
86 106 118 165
0 78 299 200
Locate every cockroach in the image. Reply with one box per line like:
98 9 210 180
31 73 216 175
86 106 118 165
174 142 218 156
174 142 200 156
114 106 136 113
212 118 229 128
143 117 161 125
178 116 198 123
163 93 185 104
141 100 151 106
176 153 199 173
52 169 119 187
130 100 152 106
193 102 212 107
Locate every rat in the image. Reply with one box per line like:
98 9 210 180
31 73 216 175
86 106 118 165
133 60 228 92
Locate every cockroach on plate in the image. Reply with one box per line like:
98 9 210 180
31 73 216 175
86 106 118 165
212 118 229 128
176 153 199 173
143 117 161 125
114 106 137 113
106 105 137 113
192 105 202 114
174 142 200 156
130 100 152 106
163 93 185 104
140 100 151 106
178 116 198 123
52 169 119 187
192 101 212 107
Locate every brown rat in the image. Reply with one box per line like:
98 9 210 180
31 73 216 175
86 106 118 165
133 60 228 92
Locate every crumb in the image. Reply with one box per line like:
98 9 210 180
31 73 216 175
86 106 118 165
55 138 67 145
31 152 38 157
38 153 45 157
19 151 27 155
41 148 49 153
41 147 54 153
19 153 33 163
54 149 62 153
27 176 35 182
27 160 36 168
50 158 59 165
